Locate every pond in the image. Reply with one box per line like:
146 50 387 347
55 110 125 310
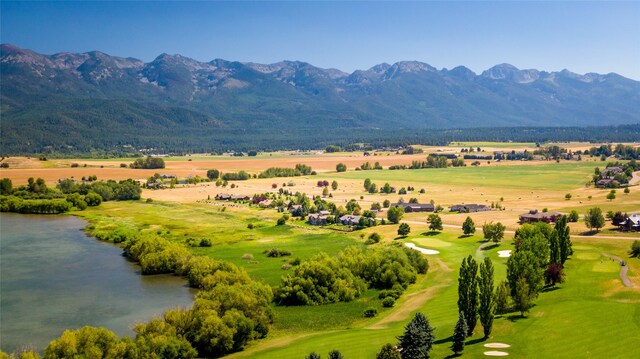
0 213 196 353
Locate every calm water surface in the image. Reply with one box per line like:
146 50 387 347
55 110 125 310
0 213 195 353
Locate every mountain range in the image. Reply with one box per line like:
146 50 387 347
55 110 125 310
1 44 639 153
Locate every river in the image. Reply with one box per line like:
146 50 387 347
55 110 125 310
0 213 196 353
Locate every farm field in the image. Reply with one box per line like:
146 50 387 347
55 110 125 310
2 144 640 357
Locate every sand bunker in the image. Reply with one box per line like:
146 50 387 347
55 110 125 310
404 242 440 255
484 343 511 349
484 351 509 356
498 250 512 258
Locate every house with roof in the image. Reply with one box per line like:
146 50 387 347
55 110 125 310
450 204 491 213
307 212 330 226
391 203 434 213
618 214 640 232
519 210 563 224
215 193 232 201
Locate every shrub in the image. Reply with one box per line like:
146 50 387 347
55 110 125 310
281 264 293 270
276 217 286 225
265 248 292 257
364 308 378 317
630 240 640 258
382 297 395 307
241 253 254 260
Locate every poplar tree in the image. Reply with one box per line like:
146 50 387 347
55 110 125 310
555 215 572 264
478 257 495 338
457 255 479 336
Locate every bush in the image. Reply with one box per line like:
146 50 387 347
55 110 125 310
281 264 293 270
630 240 640 258
276 217 286 226
84 192 102 206
366 232 382 244
364 308 378 318
382 296 395 307
247 223 255 229
241 253 254 260
265 248 292 257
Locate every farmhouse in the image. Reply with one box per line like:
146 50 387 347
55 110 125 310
450 204 491 213
618 214 640 232
307 211 331 226
391 203 435 213
339 215 361 226
215 193 232 201
519 210 563 224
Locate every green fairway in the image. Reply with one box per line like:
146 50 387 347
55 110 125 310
228 227 640 359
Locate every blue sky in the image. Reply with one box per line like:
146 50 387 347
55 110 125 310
2 1 639 79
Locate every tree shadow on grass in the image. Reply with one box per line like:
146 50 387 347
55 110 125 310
481 243 500 251
458 234 473 239
541 286 561 293
579 230 601 236
466 337 488 346
420 231 440 236
434 335 454 345
506 313 530 322
394 235 408 241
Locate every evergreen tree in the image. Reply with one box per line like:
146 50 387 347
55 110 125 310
478 257 495 338
376 344 401 359
397 312 435 359
462 216 475 235
457 255 479 336
451 311 468 355
328 350 344 359
306 353 321 359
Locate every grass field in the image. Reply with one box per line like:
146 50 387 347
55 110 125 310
74 199 640 358
4 146 640 357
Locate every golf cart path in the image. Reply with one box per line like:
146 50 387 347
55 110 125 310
602 253 632 287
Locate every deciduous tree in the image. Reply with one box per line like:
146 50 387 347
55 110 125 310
457 255 478 336
478 257 495 338
462 216 475 235
427 214 443 231
584 207 605 231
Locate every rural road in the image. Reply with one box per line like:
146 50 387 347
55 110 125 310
401 220 640 241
